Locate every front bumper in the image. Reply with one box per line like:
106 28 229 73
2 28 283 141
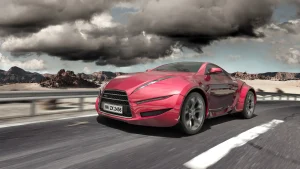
95 91 184 127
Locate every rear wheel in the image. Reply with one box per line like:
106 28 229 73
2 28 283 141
241 91 256 119
178 92 206 135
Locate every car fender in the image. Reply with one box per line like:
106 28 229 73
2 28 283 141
95 97 101 113
235 82 257 112
178 82 209 118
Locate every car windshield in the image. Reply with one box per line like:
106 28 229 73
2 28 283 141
152 62 204 72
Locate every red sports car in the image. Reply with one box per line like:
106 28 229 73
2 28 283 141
95 62 257 135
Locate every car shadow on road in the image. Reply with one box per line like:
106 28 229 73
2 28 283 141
202 113 258 132
96 113 255 138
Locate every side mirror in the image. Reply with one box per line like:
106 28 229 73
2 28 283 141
146 69 152 72
210 67 222 74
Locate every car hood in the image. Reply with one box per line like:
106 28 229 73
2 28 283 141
104 71 194 94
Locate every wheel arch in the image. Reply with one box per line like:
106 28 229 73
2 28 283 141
179 86 209 118
248 87 257 103
235 83 257 112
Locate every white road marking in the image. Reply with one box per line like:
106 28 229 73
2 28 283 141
66 121 89 127
184 119 284 169
0 114 97 129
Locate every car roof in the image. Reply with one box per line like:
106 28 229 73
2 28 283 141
160 61 206 65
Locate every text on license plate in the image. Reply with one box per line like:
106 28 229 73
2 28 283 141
102 102 123 114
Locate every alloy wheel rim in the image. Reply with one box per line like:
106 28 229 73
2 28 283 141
246 93 255 116
183 96 205 131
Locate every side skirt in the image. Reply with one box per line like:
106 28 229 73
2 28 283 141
207 106 240 119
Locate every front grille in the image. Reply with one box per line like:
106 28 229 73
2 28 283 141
99 90 132 117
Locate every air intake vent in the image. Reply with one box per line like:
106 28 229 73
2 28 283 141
140 108 172 117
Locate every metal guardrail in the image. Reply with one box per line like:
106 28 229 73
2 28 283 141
0 90 99 117
0 90 298 118
0 90 99 100
256 92 300 101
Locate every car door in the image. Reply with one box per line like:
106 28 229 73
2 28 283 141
203 64 228 112
212 65 238 109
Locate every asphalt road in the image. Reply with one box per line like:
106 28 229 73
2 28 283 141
1 101 300 169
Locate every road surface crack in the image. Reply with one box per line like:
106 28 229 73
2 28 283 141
283 113 300 121
247 141 300 166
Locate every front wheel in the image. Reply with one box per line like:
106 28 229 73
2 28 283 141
241 91 256 119
96 115 106 123
178 92 206 135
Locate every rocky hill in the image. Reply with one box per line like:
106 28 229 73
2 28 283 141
0 66 45 84
39 69 127 88
231 72 300 81
43 71 126 84
40 69 99 88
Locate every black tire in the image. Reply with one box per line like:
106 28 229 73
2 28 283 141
178 92 206 135
241 91 256 119
96 115 105 123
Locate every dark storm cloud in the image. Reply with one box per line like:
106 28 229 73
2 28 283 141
0 0 133 36
2 0 300 67
127 0 275 52
3 22 175 67
48 33 175 67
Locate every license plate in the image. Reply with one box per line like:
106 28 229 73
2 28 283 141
102 102 123 114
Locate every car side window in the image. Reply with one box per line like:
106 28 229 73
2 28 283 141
222 69 232 78
206 64 232 81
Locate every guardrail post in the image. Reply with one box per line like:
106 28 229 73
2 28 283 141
79 98 84 111
30 100 36 116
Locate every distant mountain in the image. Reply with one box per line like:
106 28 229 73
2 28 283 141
1 66 299 87
90 71 127 82
231 72 300 81
0 66 45 84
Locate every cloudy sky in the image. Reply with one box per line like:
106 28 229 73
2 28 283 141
0 0 300 74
